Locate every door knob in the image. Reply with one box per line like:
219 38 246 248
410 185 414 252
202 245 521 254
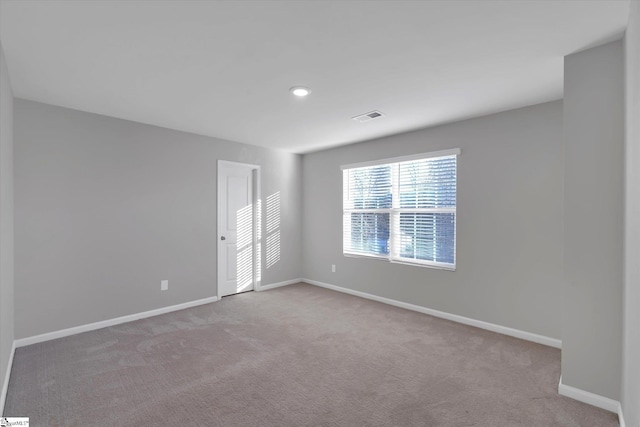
221 236 226 241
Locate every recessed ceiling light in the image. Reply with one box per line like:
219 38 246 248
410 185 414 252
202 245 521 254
290 86 311 97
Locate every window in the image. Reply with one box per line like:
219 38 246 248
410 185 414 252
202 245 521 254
342 149 459 270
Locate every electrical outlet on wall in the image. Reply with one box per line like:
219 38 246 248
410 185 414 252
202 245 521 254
331 264 336 273
161 280 168 291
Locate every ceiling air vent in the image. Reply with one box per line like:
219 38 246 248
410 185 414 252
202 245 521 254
352 110 384 123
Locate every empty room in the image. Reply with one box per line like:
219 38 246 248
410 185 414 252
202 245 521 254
0 0 639 426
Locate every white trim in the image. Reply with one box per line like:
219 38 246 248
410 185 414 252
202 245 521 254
558 376 622 416
302 278 562 349
1 340 16 415
343 252 456 271
257 278 302 292
343 208 457 214
344 252 391 261
342 153 458 271
15 296 219 348
341 148 461 170
389 257 456 271
217 160 261 169
253 166 261 291
618 404 626 427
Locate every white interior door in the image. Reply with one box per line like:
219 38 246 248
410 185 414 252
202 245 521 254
218 161 257 297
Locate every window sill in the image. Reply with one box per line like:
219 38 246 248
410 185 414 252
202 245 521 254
343 253 456 271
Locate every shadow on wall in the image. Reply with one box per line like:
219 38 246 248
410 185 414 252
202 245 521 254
266 191 281 269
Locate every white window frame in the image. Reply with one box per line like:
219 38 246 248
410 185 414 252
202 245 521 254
342 148 460 271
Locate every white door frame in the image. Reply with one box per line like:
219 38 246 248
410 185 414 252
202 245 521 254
217 160 261 297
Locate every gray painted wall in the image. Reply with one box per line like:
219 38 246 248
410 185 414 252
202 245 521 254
14 100 302 339
302 100 564 340
562 40 624 401
0 41 14 411
623 1 640 424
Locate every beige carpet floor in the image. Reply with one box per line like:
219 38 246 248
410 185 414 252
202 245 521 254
4 283 618 426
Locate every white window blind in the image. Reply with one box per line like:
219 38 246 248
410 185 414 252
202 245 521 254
343 150 458 270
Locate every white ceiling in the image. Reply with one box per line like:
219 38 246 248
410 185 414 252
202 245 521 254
0 0 631 154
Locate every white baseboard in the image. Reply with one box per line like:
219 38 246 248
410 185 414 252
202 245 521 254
618 405 626 427
15 295 220 348
15 277 305 348
258 278 302 292
302 278 562 349
558 376 622 419
1 340 16 416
